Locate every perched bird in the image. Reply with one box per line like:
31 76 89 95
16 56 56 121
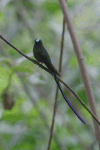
33 38 61 76
33 38 85 124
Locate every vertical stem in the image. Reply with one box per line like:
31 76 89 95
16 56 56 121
59 0 100 148
47 19 65 150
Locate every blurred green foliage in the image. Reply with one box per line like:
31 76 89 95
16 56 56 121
0 0 100 149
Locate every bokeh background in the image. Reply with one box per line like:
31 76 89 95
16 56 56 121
0 0 100 149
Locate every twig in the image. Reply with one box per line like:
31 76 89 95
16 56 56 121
47 19 65 150
0 34 50 74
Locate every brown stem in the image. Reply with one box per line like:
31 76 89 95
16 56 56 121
59 0 100 148
47 19 65 150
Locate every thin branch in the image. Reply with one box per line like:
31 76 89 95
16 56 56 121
0 34 100 126
47 19 65 150
58 0 100 148
59 19 65 72
0 34 50 74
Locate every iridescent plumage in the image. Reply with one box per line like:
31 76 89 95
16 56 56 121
33 39 85 124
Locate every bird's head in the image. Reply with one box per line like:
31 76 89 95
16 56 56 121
34 38 43 47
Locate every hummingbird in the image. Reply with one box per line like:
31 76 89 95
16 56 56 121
33 38 85 124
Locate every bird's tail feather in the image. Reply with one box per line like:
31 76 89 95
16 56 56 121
44 61 61 77
52 73 86 124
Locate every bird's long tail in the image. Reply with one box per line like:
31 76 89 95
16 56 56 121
52 73 86 124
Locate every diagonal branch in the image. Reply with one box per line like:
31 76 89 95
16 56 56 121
0 34 100 126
